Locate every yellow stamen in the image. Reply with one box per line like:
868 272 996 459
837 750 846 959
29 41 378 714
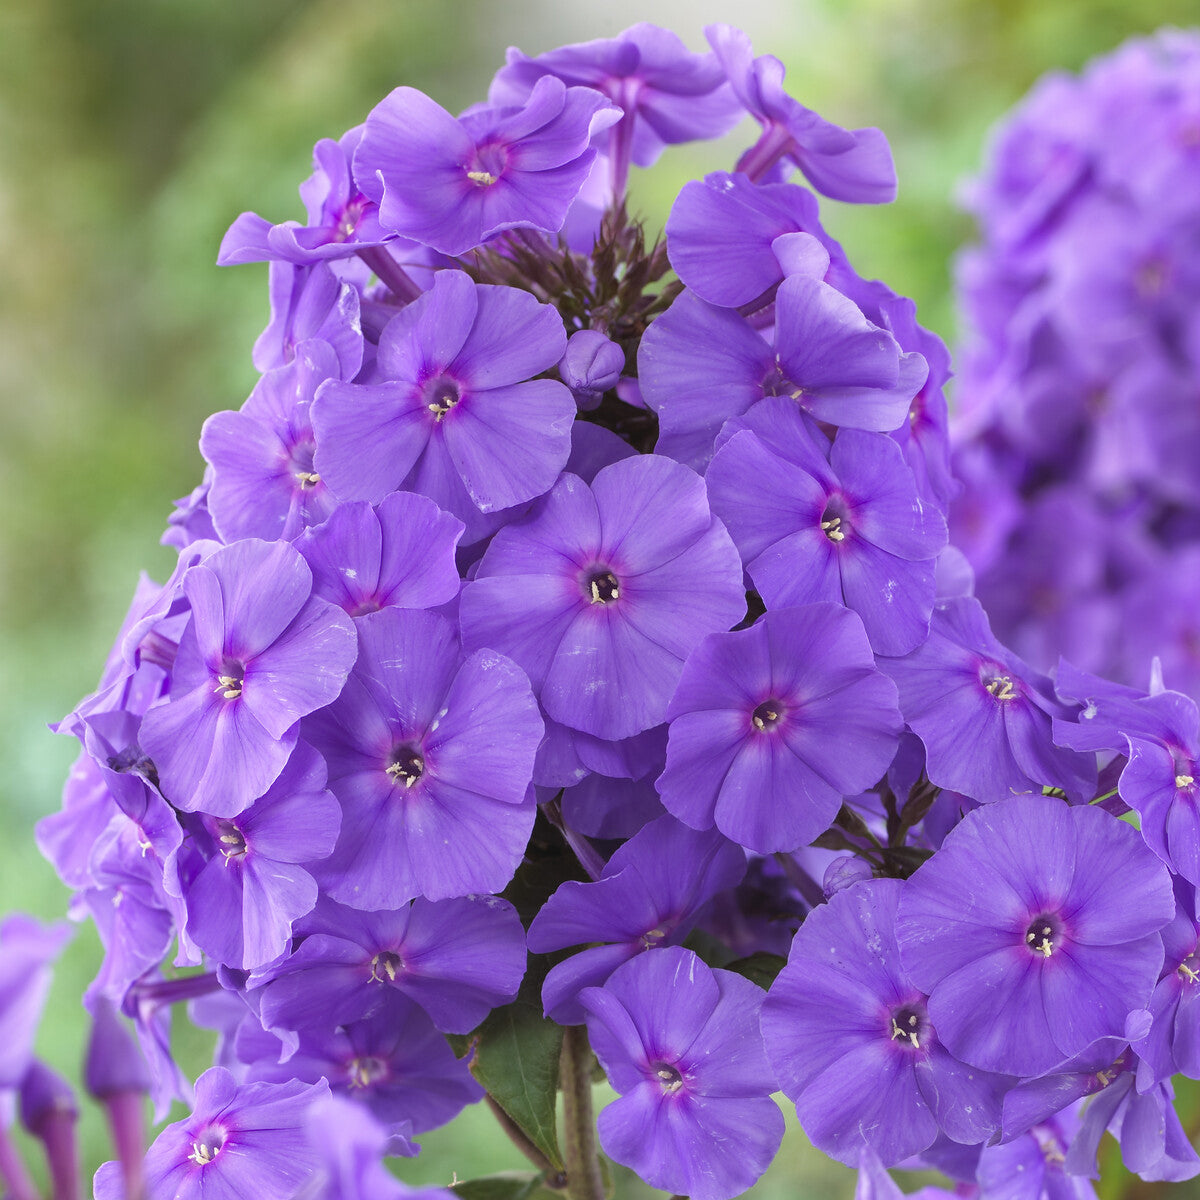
466 170 498 186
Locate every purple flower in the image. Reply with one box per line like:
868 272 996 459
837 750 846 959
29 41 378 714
201 339 342 543
355 76 619 255
880 597 1096 804
489 25 740 198
706 400 948 654
581 947 784 1200
175 742 340 970
254 894 526 1036
0 916 71 1088
297 492 463 618
139 539 358 817
638 279 923 471
705 23 896 202
1119 689 1200 885
312 270 574 540
219 128 395 266
304 607 541 908
249 994 482 1134
665 170 830 309
527 815 745 1023
294 1095 443 1200
254 261 364 380
895 795 1174 1077
762 879 1010 1167
657 605 903 853
1131 878 1200 1089
460 455 745 740
94 1068 327 1200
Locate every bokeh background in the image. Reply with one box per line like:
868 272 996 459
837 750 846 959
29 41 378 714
3 0 1200 1194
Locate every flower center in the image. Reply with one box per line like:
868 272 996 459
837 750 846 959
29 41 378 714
652 1062 684 1094
888 1004 925 1051
1025 914 1060 958
213 661 245 701
217 821 247 864
467 142 508 186
289 440 320 489
424 376 462 421
640 927 667 950
819 499 849 543
1176 771 1195 791
1179 949 1200 985
347 1056 389 1089
370 950 404 983
187 1126 226 1167
586 570 621 605
751 700 784 731
984 673 1017 701
386 747 425 789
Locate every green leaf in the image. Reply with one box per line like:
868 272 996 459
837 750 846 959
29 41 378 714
470 956 565 1172
451 1172 562 1200
724 952 787 990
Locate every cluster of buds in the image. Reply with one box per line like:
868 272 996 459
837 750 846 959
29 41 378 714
11 20 1200 1200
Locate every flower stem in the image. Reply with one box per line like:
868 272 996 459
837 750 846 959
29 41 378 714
0 1122 38 1200
560 1026 605 1200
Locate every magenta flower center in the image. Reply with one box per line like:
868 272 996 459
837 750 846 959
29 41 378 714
187 1125 227 1167
288 439 320 490
752 699 785 731
467 141 509 186
820 498 849 543
585 569 621 605
1024 913 1061 958
651 1061 684 1094
213 660 245 701
1178 948 1199 985
887 1003 926 1051
217 821 248 864
347 1055 389 1089
423 375 462 421
370 949 404 983
386 746 425 789
982 669 1017 702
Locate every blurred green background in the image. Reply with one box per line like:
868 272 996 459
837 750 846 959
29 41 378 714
3 0 1200 1195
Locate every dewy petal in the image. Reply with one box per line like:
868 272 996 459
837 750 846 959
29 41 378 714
1041 938 1164 1062
638 290 772 469
449 280 568 389
797 1038 937 1167
140 684 298 817
836 533 933 654
705 428 829 567
311 380 430 504
382 268 478 375
775 274 899 394
442 379 574 512
542 604 686 739
241 594 357 739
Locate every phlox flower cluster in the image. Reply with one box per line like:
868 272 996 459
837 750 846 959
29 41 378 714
12 19 1200 1200
952 30 1200 695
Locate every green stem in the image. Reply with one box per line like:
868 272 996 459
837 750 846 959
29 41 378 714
560 1026 605 1200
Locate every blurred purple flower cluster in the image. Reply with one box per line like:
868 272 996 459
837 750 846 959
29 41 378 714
952 30 1200 694
13 20 1200 1200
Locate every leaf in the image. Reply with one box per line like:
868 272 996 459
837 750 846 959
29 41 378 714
724 952 787 990
470 955 565 1172
452 1172 562 1200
